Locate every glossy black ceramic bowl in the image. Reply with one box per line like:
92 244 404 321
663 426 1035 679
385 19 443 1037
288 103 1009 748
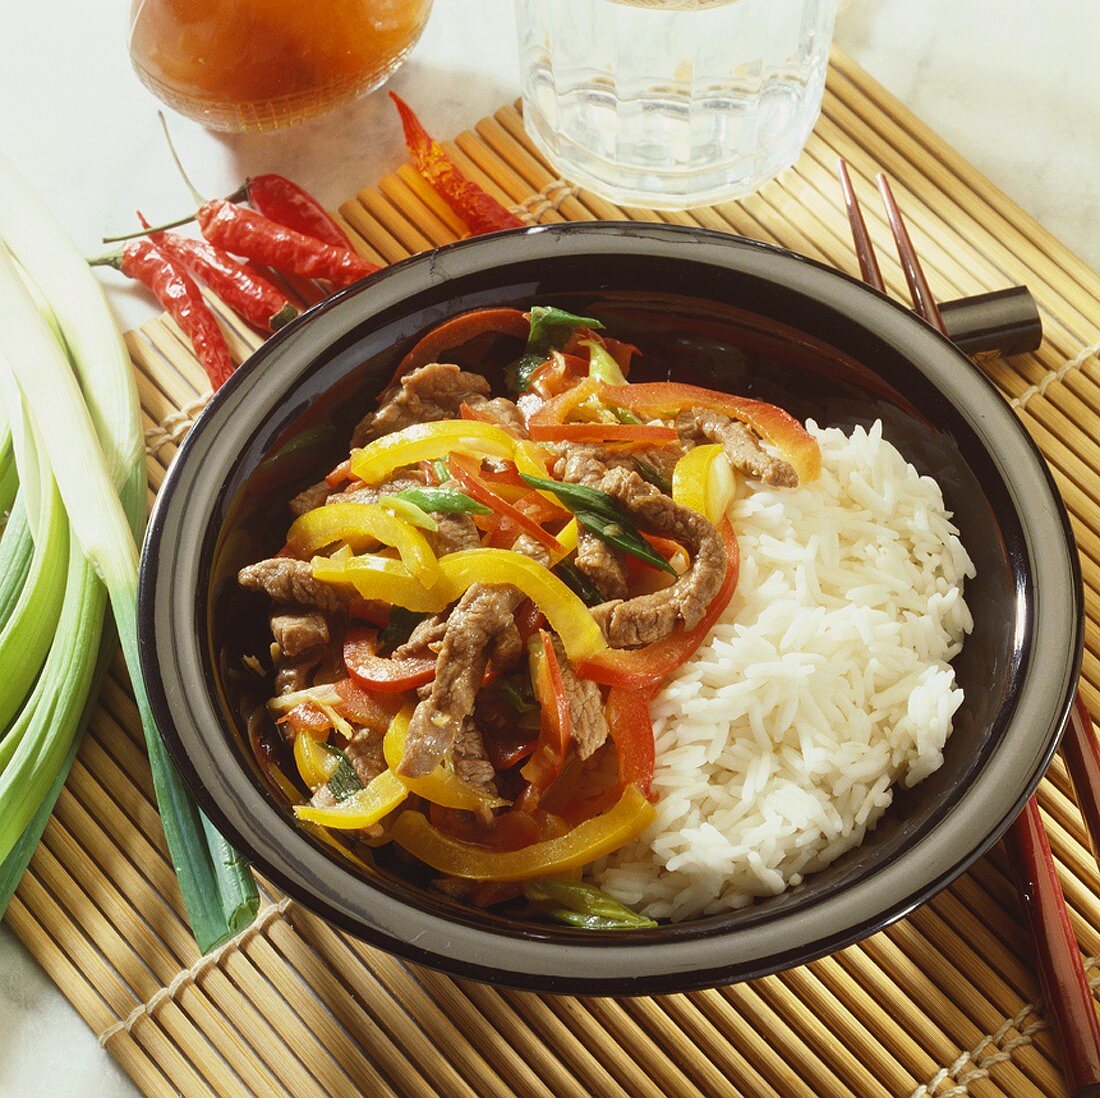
139 223 1081 994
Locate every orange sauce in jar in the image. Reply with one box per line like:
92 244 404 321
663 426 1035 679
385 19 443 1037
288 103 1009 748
129 0 433 132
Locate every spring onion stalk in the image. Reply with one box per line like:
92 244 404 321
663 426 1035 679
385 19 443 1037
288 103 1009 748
0 377 67 733
0 501 33 628
0 156 258 949
0 410 16 514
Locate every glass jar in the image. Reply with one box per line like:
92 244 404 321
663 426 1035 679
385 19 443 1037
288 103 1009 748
516 0 839 209
129 0 434 133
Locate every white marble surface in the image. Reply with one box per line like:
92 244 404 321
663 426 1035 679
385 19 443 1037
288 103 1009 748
0 1 1096 1093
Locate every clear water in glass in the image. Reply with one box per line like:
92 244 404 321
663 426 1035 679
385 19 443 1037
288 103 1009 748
516 0 838 209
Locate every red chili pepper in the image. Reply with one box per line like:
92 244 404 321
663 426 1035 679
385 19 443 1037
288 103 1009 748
447 454 563 554
577 519 740 689
92 238 233 389
396 307 528 377
197 199 378 287
390 93 526 236
528 422 679 444
325 458 354 488
141 221 297 333
344 627 436 692
245 174 353 250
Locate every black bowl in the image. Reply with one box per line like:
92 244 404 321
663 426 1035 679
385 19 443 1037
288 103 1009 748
138 223 1081 994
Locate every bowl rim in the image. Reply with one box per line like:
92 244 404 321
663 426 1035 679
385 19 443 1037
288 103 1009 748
138 222 1082 994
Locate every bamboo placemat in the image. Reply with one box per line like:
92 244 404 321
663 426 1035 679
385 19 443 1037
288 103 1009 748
8 47 1100 1097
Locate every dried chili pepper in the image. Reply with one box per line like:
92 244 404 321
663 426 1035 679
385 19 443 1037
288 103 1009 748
140 219 297 333
90 238 233 389
197 199 378 287
242 174 354 250
390 92 525 235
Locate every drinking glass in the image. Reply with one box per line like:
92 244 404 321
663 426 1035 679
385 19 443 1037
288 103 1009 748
515 0 839 209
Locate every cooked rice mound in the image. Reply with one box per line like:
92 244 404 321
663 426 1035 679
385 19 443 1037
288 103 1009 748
592 420 975 921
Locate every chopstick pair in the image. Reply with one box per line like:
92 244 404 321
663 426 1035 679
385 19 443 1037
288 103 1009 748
837 159 1100 1097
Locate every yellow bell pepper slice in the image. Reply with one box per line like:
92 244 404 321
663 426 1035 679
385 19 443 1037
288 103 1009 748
383 706 508 810
390 785 656 881
288 502 440 587
293 732 339 789
513 440 557 501
551 518 579 563
311 553 446 612
581 338 627 385
350 420 516 484
378 494 438 532
313 547 608 659
294 769 408 830
672 444 735 524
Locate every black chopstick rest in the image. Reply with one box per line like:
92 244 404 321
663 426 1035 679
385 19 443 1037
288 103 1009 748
939 285 1042 356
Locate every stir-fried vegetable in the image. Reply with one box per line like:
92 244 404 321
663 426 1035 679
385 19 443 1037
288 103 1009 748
523 878 657 930
350 420 516 484
519 631 573 808
317 548 608 660
294 769 407 830
505 307 604 393
344 628 436 692
394 485 490 516
672 443 736 523
288 502 441 586
519 473 676 575
390 785 656 881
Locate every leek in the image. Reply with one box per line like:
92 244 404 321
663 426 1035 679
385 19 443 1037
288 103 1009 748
0 155 258 950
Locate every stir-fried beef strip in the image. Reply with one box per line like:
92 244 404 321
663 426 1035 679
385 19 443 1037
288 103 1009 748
463 394 527 435
270 605 329 659
454 719 499 796
551 636 609 760
275 652 322 695
289 479 334 517
343 726 385 785
398 534 548 778
239 557 348 613
324 473 424 508
424 512 481 556
676 407 798 488
551 450 727 648
575 531 629 601
352 362 493 447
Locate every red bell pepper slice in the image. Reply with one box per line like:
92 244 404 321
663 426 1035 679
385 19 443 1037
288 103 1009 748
325 458 353 488
528 422 679 444
344 627 436 693
528 377 598 427
332 677 402 734
447 454 563 554
396 307 529 377
277 702 332 738
576 519 740 690
598 381 821 484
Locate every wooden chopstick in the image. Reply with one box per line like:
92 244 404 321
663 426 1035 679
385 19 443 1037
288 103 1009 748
836 160 1100 1097
836 159 884 292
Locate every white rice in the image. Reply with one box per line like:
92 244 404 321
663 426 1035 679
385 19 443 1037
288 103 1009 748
591 420 976 921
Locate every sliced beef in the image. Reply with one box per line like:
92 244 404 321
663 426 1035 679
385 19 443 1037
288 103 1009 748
576 532 629 601
677 407 797 488
344 726 385 786
552 636 609 760
425 512 481 556
352 362 491 447
239 557 347 613
393 613 449 661
269 605 329 659
289 479 333 517
398 534 548 778
324 473 424 507
463 394 527 435
555 456 727 648
453 719 498 795
275 652 321 695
